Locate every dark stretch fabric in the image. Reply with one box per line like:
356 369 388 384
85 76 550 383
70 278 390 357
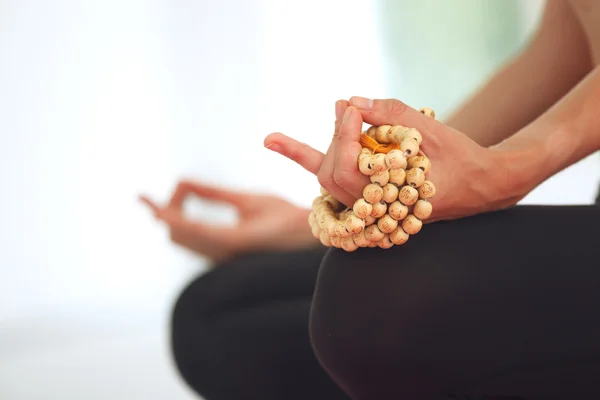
172 203 600 400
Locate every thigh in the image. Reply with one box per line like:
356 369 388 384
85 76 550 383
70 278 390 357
171 246 351 400
310 205 600 400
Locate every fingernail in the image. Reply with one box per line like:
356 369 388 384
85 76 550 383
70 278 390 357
265 142 282 153
335 101 343 120
342 106 353 124
352 96 373 109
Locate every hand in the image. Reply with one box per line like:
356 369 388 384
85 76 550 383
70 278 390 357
264 97 523 222
139 180 318 263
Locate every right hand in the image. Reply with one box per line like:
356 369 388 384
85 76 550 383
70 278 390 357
139 180 317 263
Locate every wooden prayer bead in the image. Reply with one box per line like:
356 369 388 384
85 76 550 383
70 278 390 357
389 169 406 186
334 220 352 238
331 236 342 248
353 230 371 247
341 236 359 252
388 200 409 221
325 219 337 236
382 183 399 203
368 241 379 248
363 184 384 204
407 155 431 174
370 153 388 173
353 198 373 219
377 214 398 234
399 185 419 206
413 199 433 220
406 167 426 188
311 224 321 239
308 212 317 227
375 125 392 143
359 148 372 160
389 226 409 245
402 214 422 235
419 107 435 118
359 156 376 176
418 180 436 199
364 224 385 242
385 149 407 170
378 234 394 249
400 138 419 158
403 128 423 146
364 215 377 226
320 187 329 196
370 200 388 218
367 125 377 138
319 231 332 246
345 213 365 234
390 125 409 143
370 170 390 186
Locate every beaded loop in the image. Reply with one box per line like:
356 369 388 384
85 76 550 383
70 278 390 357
308 109 437 251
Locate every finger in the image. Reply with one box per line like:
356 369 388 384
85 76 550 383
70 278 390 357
316 100 355 206
333 106 370 200
139 195 161 216
349 96 440 139
264 132 325 174
169 180 245 210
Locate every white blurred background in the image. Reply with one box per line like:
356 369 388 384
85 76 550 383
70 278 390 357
1 0 597 399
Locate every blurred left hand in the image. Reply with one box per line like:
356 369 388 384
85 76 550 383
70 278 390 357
264 96 523 222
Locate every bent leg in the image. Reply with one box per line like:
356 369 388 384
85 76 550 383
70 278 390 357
171 247 351 400
310 205 600 400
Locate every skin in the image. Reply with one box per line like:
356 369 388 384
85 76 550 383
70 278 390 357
143 0 600 259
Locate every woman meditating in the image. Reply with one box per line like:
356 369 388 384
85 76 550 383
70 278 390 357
141 0 600 398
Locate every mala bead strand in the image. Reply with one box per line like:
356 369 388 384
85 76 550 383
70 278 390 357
310 109 437 252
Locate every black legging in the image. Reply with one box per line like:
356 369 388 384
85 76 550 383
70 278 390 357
172 205 600 400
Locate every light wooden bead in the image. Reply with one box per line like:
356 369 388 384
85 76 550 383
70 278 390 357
375 125 392 143
317 213 330 230
363 184 384 204
377 214 398 234
399 185 419 206
419 107 435 118
311 224 321 239
358 148 372 161
400 138 419 158
345 213 365 234
367 125 377 138
385 149 407 170
407 155 431 174
388 200 409 220
341 236 359 252
319 231 332 246
364 224 385 242
368 241 379 248
378 234 394 249
308 212 317 228
402 214 422 235
331 236 342 248
370 201 388 218
334 220 352 238
389 169 406 186
370 153 388 173
413 199 433 220
403 128 423 146
319 187 329 196
406 167 426 188
358 156 376 176
312 196 322 208
353 230 371 247
353 198 373 219
418 180 436 199
364 215 377 226
325 219 338 236
382 183 399 203
370 170 390 186
389 227 409 245
390 125 409 143
323 195 342 210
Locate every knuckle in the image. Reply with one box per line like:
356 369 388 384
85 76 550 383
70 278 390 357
389 99 408 118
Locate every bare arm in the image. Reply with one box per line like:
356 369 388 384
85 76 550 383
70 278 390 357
496 66 600 198
445 0 593 147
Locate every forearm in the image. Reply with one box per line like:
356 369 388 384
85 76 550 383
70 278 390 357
496 66 600 197
445 0 591 147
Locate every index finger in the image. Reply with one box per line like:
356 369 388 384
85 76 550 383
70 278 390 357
168 180 245 210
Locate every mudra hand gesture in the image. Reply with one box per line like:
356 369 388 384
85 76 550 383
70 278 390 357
265 97 524 223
